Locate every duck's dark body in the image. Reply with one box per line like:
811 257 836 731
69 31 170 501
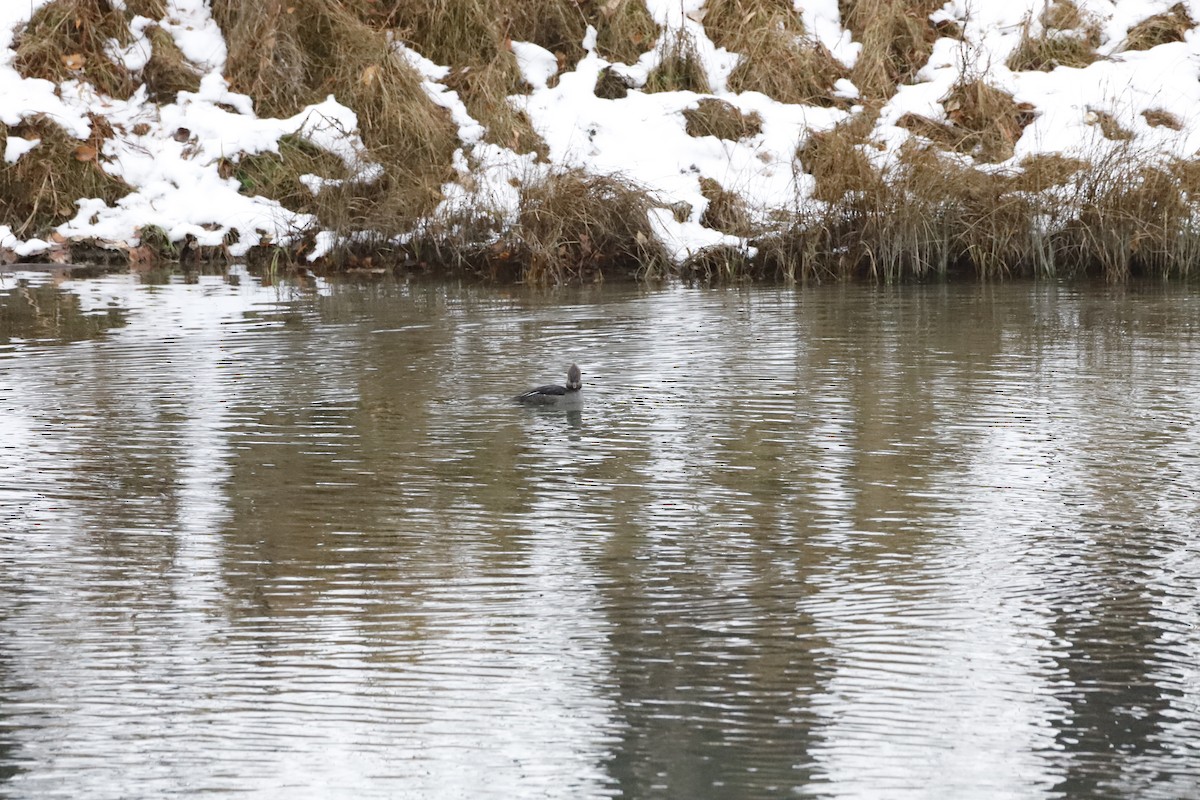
515 364 582 405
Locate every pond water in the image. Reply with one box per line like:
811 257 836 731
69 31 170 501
1 268 1199 799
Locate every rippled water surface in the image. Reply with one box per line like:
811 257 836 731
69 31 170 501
1 269 1199 799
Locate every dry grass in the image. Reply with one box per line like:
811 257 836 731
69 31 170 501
1042 0 1084 30
646 29 711 93
681 244 755 280
795 111 882 203
767 129 1200 283
443 58 548 157
684 99 763 140
13 0 138 98
1124 3 1194 50
903 80 1034 162
1055 151 1200 279
0 116 131 239
477 169 668 283
841 0 940 99
1143 108 1183 130
699 177 756 236
212 0 460 237
704 0 848 105
1009 153 1088 193
590 0 660 64
1088 108 1133 141
226 134 350 214
142 24 202 101
1007 28 1098 71
1008 1 1100 71
595 66 633 99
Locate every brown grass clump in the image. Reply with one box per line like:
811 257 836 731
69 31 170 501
125 0 167 17
13 0 138 98
1007 33 1097 71
684 99 763 140
1056 154 1200 279
1142 108 1183 129
141 24 202 102
681 244 755 280
595 66 633 99
1008 1 1100 71
841 0 940 99
699 177 756 236
226 134 350 214
795 111 882 203
1088 108 1133 141
1009 153 1088 193
770 133 1200 282
704 0 848 105
212 0 460 236
372 3 565 156
376 0 656 67
943 81 1035 162
1007 26 1098 71
498 170 667 283
900 80 1034 162
1042 0 1084 30
1124 3 1194 50
443 59 548 157
646 29 711 93
0 116 131 239
590 0 660 64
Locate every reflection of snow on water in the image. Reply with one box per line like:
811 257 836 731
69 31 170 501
1 278 1200 797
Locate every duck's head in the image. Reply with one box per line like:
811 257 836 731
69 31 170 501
566 364 582 391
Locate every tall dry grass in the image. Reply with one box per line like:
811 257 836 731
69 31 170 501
704 0 847 105
0 116 132 239
212 0 460 238
841 0 940 100
767 122 1200 282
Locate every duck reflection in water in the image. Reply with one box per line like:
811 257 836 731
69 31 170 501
515 364 583 407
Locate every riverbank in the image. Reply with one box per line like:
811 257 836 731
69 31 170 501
3 0 1200 283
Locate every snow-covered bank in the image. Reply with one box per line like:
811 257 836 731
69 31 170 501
3 0 1200 279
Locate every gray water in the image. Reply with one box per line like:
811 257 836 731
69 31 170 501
1 268 1198 799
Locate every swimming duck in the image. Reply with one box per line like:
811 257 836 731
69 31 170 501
515 364 582 405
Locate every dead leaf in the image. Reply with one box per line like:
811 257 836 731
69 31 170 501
74 144 98 162
128 245 157 270
62 53 85 70
359 64 379 87
601 0 623 19
132 122 151 136
49 231 68 244
47 244 71 264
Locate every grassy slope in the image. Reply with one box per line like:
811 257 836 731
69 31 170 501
3 0 1200 282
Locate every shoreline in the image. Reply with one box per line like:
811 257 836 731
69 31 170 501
3 0 1200 283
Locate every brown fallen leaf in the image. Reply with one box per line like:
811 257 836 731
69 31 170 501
62 53 85 70
74 144 98 162
47 244 71 264
128 245 158 270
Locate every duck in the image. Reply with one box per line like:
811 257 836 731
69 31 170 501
515 364 582 405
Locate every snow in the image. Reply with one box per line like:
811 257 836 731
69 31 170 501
2 0 1200 264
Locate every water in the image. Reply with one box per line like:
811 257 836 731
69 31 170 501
1 268 1198 799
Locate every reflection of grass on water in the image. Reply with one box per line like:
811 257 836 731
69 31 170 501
0 280 127 344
